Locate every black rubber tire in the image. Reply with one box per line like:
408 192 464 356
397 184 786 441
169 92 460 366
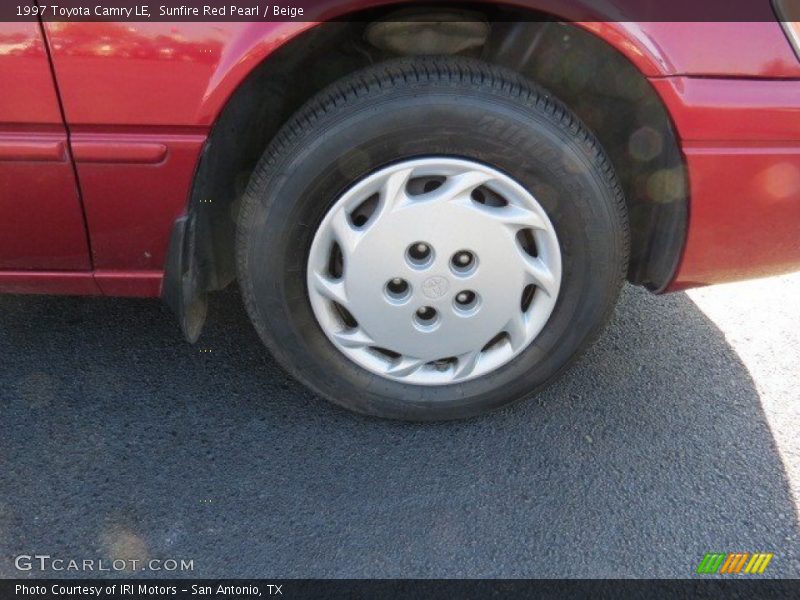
237 57 629 421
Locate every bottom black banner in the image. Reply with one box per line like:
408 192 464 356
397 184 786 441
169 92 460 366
2 579 799 600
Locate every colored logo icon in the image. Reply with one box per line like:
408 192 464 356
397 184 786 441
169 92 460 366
696 552 773 575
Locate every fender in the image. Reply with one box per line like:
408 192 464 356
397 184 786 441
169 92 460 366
199 20 675 125
45 5 701 130
139 17 800 130
133 12 800 128
197 17 680 126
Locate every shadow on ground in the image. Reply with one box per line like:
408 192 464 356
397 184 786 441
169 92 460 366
0 285 797 577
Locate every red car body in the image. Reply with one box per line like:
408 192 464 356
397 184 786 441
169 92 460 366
1 11 800 297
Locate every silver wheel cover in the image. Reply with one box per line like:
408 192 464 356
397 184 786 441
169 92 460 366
306 158 562 385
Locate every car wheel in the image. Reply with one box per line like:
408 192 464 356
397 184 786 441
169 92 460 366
237 57 629 420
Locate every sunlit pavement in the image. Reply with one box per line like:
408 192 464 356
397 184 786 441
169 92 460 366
687 273 800 521
1 274 798 577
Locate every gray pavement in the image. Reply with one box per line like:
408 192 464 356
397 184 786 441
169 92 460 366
1 280 798 578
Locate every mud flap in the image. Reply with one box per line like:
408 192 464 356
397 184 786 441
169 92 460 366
162 215 208 343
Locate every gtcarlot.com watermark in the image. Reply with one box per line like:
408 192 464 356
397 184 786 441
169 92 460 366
15 554 194 572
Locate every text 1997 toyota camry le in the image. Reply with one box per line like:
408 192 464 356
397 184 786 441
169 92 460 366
2 4 800 419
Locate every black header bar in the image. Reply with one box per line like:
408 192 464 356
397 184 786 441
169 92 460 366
2 0 794 22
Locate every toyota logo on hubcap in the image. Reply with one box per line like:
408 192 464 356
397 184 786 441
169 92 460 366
422 276 449 299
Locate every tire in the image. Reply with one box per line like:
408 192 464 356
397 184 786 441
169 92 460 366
237 57 629 421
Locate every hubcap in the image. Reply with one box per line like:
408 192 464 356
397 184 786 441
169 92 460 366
307 158 562 385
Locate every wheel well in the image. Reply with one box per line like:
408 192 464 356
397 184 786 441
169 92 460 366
179 5 687 305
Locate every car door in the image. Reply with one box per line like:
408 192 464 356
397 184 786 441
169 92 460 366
0 22 90 270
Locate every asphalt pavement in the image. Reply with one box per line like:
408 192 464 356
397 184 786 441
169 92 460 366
1 275 798 578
